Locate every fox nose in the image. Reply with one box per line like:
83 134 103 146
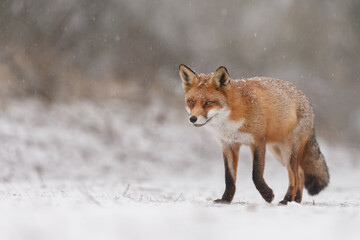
189 116 197 123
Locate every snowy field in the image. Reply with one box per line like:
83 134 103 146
0 99 359 240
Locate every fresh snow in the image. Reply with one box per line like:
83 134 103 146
0 99 359 240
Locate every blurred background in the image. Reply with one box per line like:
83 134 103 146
1 0 360 152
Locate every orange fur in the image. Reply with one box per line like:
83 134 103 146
179 65 329 204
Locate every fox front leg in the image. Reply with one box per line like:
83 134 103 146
214 143 240 204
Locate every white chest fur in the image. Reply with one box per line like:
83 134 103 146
205 109 254 145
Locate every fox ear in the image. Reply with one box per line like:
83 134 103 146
179 64 198 91
212 66 230 90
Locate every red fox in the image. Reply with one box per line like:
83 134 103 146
179 64 329 204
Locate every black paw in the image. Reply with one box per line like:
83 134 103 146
261 188 274 203
278 199 288 205
294 190 302 203
213 199 231 204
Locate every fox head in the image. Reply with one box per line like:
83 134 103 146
179 64 230 127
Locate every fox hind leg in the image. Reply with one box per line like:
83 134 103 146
280 144 305 205
279 163 298 205
294 166 305 203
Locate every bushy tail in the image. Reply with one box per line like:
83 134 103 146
301 129 330 195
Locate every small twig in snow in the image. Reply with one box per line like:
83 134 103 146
123 184 130 196
80 184 101 206
175 193 183 202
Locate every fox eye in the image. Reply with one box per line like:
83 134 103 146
188 100 194 105
205 101 214 106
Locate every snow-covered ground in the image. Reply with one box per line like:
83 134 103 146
0 98 359 240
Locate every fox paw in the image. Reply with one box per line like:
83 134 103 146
294 190 302 203
278 199 288 205
213 199 231 204
261 189 274 203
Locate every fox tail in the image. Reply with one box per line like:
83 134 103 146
301 129 330 195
